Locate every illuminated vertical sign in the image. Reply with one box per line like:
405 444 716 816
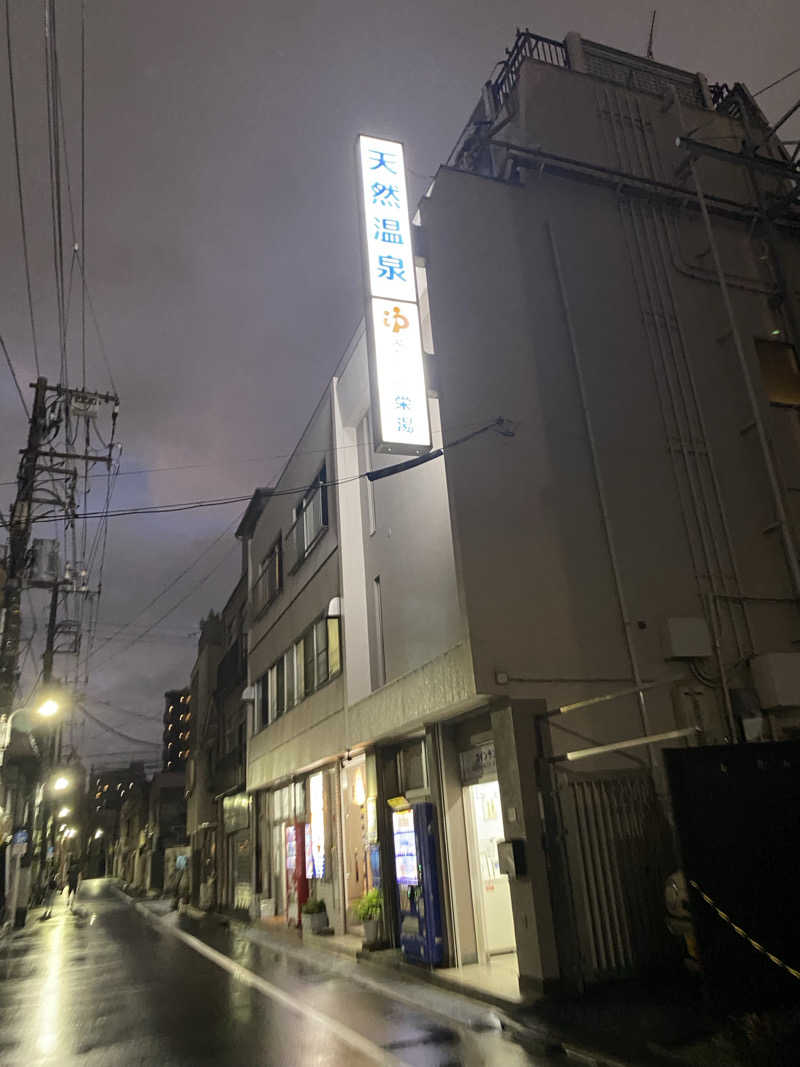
357 135 431 455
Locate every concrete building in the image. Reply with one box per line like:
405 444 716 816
246 28 800 997
185 614 223 908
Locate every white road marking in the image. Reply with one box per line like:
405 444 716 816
135 904 407 1066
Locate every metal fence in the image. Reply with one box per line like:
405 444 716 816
491 31 568 113
554 767 676 982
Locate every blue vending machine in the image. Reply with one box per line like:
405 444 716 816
392 801 445 965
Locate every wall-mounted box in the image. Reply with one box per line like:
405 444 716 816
751 652 800 709
662 617 712 660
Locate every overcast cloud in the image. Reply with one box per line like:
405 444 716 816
2 0 798 767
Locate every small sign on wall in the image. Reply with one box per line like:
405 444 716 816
459 741 497 785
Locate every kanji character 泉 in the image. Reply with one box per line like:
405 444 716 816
377 255 406 283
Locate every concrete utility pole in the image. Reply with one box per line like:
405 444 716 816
0 377 49 719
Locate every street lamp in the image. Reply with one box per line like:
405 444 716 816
94 828 103 840
0 697 63 763
52 775 71 792
57 806 71 818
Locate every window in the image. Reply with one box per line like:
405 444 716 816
254 617 342 732
255 537 282 612
303 629 315 698
285 646 296 709
288 465 328 572
327 617 341 677
757 338 800 406
315 618 329 687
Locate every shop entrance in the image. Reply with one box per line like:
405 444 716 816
341 754 379 930
464 779 515 960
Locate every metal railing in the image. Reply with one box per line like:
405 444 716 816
491 30 568 113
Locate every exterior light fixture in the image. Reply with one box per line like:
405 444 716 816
52 775 70 792
770 327 782 337
57 806 71 818
94 828 103 840
37 698 59 718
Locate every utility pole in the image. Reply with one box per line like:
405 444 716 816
0 377 49 719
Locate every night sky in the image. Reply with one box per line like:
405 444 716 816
1 0 798 767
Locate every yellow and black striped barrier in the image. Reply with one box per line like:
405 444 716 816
689 880 800 982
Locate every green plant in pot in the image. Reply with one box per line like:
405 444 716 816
354 888 383 946
301 896 328 934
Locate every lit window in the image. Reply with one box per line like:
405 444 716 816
757 337 800 406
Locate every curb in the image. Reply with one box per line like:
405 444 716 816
117 890 648 1066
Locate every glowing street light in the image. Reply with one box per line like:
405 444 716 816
52 775 71 792
36 699 59 718
57 806 71 818
93 828 103 840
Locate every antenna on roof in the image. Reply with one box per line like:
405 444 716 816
646 9 657 59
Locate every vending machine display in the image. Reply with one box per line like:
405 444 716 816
392 802 444 966
392 808 418 885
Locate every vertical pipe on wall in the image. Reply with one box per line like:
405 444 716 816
690 165 800 603
547 223 652 749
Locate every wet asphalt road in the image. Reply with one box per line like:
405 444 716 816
0 879 558 1066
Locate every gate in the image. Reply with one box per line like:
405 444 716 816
550 766 677 984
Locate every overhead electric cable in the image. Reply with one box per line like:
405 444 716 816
88 541 238 674
78 704 160 746
754 66 800 98
0 331 30 416
4 0 40 376
87 514 239 661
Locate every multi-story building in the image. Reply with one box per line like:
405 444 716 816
162 688 191 772
185 613 223 907
87 762 147 877
244 27 800 998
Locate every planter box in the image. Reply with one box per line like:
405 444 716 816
362 917 380 946
305 910 328 934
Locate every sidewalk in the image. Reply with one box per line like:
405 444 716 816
115 883 756 1067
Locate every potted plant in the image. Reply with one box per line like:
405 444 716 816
355 888 383 946
302 896 328 934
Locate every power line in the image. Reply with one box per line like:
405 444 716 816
0 331 30 417
88 697 168 723
88 541 237 674
88 514 238 661
754 65 800 98
4 0 40 376
32 417 510 522
78 703 160 746
0 413 490 488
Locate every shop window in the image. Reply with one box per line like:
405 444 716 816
757 337 800 406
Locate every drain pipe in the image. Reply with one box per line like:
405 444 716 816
688 161 800 602
547 222 652 750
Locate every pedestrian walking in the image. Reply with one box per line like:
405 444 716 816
66 860 80 910
40 868 58 919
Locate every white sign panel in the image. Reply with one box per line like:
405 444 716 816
358 136 417 304
370 297 430 451
357 134 431 455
